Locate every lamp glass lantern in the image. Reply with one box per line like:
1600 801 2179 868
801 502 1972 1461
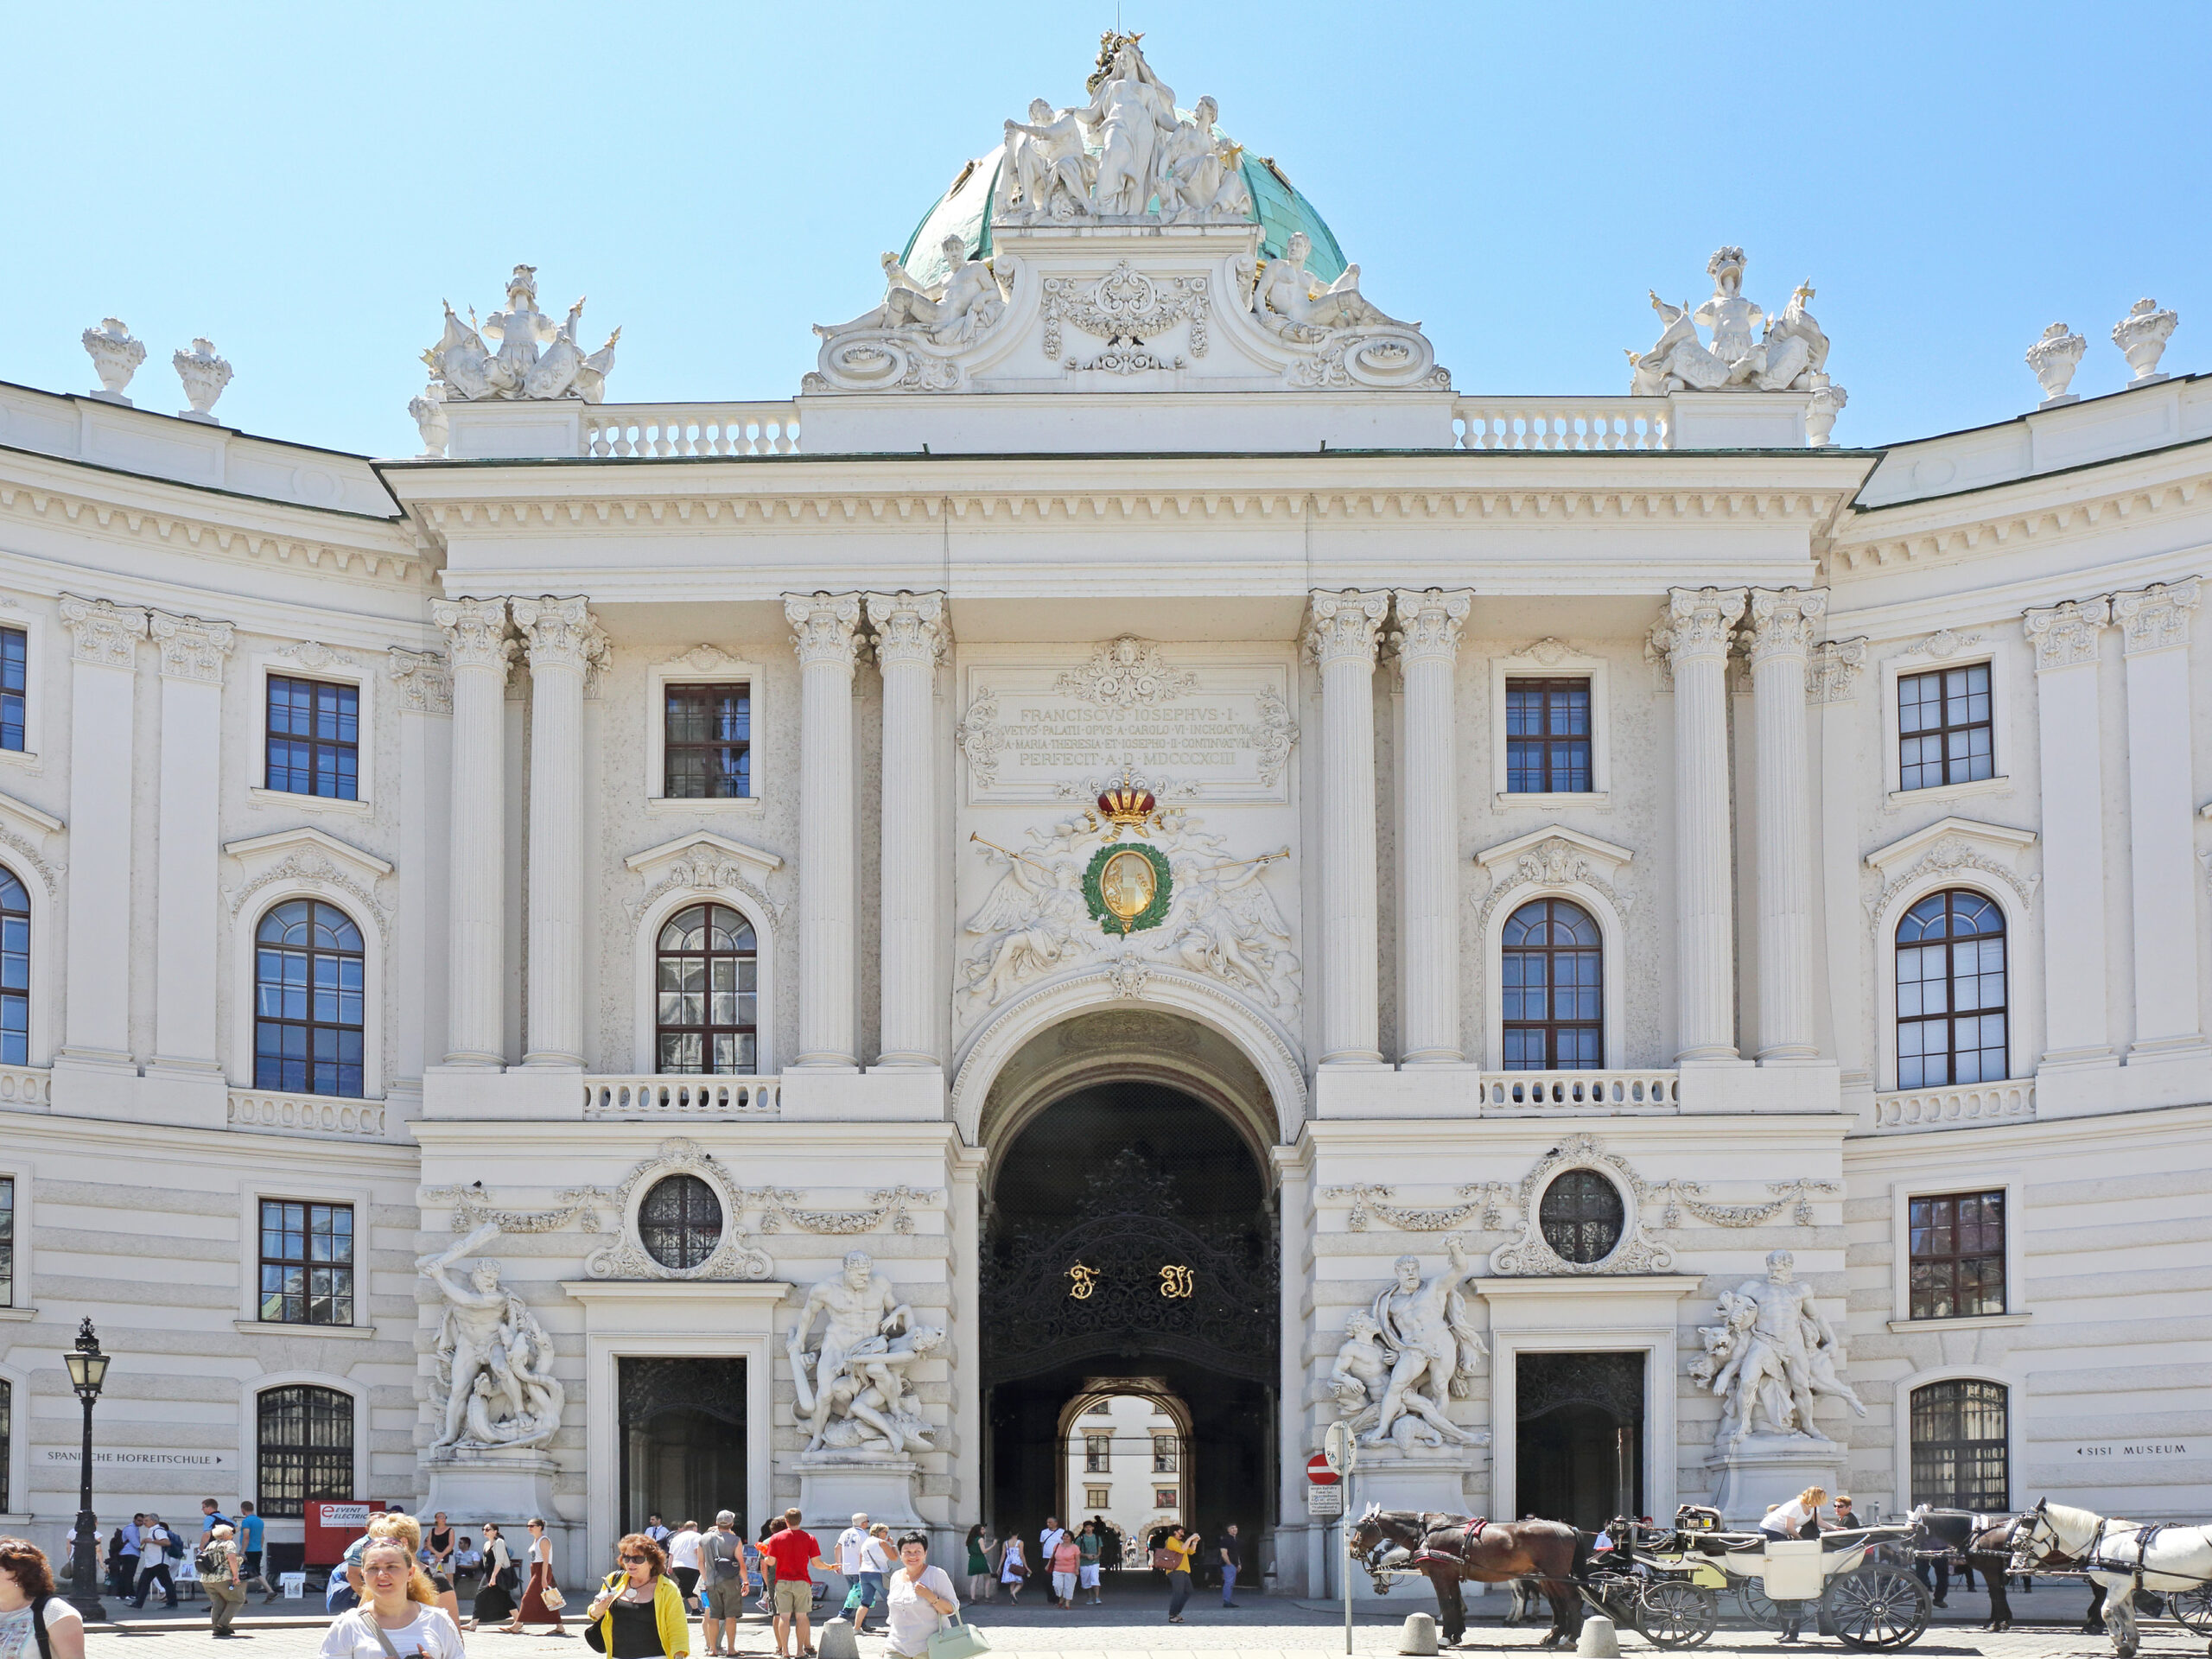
66 1339 110 1400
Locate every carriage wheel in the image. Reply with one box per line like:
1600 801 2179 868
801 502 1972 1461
1636 1581 1719 1649
1823 1564 1932 1649
1737 1582 1781 1628
2171 1585 2212 1637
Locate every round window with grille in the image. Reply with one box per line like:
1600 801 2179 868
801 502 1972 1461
1539 1169 1624 1264
639 1173 724 1270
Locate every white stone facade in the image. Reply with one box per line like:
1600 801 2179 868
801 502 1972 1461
2 44 2209 1598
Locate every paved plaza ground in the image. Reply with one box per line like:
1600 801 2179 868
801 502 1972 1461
78 1580 2209 1659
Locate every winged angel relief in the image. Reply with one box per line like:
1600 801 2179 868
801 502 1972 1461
962 796 1297 1011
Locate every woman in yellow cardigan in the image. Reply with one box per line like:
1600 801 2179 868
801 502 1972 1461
583 1535 690 1659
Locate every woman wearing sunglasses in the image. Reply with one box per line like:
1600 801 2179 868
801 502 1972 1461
582 1535 689 1659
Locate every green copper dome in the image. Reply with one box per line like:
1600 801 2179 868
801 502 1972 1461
896 120 1349 291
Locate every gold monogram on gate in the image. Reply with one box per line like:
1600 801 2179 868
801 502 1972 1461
1157 1264 1194 1299
1067 1263 1099 1300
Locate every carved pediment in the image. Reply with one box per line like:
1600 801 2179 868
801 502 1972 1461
1863 816 2038 916
624 831 785 921
1473 827 1635 929
0 789 64 894
222 825 392 930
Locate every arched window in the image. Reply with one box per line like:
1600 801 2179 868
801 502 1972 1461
256 1383 353 1519
656 904 757 1074
255 900 365 1097
1502 898 1602 1070
1896 889 2006 1089
1910 1379 2008 1510
1539 1170 1624 1264
639 1174 724 1270
0 868 28 1067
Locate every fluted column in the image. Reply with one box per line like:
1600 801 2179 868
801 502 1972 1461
1392 588 1471 1065
149 611 236 1077
1660 587 1748 1061
866 591 950 1070
2024 597 2114 1066
57 596 149 1066
1304 590 1390 1066
787 593 865 1070
2113 580 2204 1056
1746 588 1825 1062
512 597 601 1068
432 597 514 1070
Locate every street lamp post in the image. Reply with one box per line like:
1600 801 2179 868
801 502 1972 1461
63 1317 111 1621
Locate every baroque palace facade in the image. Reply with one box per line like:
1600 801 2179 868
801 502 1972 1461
3 38 2209 1598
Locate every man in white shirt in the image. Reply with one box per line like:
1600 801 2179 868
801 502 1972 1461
1039 1517 1066 1559
836 1513 871 1590
668 1521 705 1613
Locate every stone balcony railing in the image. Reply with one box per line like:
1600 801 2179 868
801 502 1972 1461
1452 397 1673 453
582 1075 782 1118
582 404 800 458
227 1087 389 1137
1478 1070 1681 1111
0 1065 50 1108
1871 1079 2035 1132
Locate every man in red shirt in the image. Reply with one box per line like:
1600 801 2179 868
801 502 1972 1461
761 1506 823 1658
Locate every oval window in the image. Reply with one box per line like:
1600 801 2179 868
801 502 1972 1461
1538 1169 1624 1265
639 1173 724 1270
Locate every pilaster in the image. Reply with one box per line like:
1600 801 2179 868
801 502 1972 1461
1390 588 1471 1065
1304 590 1390 1068
786 593 865 1070
866 592 950 1071
431 597 514 1070
56 594 148 1070
389 648 454 1099
1657 587 1747 1063
512 598 603 1069
2023 596 2116 1071
147 609 236 1084
1745 588 1824 1063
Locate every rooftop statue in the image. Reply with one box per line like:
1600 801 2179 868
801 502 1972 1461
1078 34 1179 216
1628 248 1833 396
423 264 620 404
1250 232 1409 340
1002 98 1096 221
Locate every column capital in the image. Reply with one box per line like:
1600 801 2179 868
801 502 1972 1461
1744 587 1827 665
1655 587 1748 665
387 646 454 715
785 592 866 671
2023 594 2111 671
864 590 950 670
431 596 517 671
1389 588 1473 665
512 595 606 676
2112 576 2200 656
58 594 149 668
1303 588 1390 667
148 610 236 683
1806 638 1868 704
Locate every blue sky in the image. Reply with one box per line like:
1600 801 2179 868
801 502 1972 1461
3 2 2207 457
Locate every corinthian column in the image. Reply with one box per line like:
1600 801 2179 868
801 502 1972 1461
432 597 514 1070
1304 590 1391 1066
1745 588 1825 1062
866 591 950 1070
512 597 602 1068
2024 596 2113 1066
1660 587 1747 1061
2113 579 2206 1058
787 593 865 1070
1392 588 1472 1065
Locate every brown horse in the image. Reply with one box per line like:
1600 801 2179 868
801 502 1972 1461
1346 1505 1588 1648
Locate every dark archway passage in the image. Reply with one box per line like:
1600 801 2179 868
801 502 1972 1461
1516 1351 1643 1529
983 1081 1277 1563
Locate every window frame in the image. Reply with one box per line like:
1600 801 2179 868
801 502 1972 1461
0 609 48 767
256 1197 357 1327
1151 1434 1177 1474
645 651 766 816
1896 662 1995 794
1477 829 1630 1072
1491 649 1611 808
652 901 760 1076
1905 1188 2008 1321
1906 1376 2012 1512
263 674 363 803
247 653 377 814
1893 888 2009 1091
253 1382 357 1519
1084 1433 1111 1472
1887 1176 2029 1330
637 1173 727 1272
1500 896 1605 1071
0 1174 12 1311
1537 1169 1625 1264
226 836 389 1101
661 681 754 803
1503 677 1596 797
631 868 777 1077
1880 646 2013 810
252 898 369 1098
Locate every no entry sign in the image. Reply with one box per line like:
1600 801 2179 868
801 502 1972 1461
1307 1452 1339 1484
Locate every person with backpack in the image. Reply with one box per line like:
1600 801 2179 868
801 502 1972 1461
697 1511 751 1659
201 1524 248 1637
0 1539 86 1659
136 1516 180 1609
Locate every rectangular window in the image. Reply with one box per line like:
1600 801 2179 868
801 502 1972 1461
0 1175 12 1308
1898 664 1993 791
1084 1486 1111 1510
257 1198 354 1325
1152 1435 1177 1473
1153 1489 1177 1510
1908 1190 2005 1320
664 683 751 798
266 676 360 799
1504 679 1592 794
1084 1433 1110 1472
256 1384 353 1519
1910 1379 2009 1510
0 628 25 753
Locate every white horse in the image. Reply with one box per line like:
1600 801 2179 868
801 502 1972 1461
2015 1498 2212 1657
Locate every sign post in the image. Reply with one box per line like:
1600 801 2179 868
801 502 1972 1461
1324 1421 1358 1655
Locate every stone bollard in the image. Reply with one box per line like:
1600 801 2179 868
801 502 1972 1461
1399 1611 1440 1655
1576 1612 1620 1658
816 1617 861 1659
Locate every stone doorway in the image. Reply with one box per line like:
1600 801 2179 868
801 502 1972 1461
1515 1351 1643 1529
982 1079 1278 1561
619 1357 747 1535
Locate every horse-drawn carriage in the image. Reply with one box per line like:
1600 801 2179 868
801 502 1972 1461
2009 1500 2212 1658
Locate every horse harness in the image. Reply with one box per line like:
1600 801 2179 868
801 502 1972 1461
1411 1518 1491 1571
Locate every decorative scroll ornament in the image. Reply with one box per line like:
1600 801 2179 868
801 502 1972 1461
1745 588 1827 664
1053 636 1200 706
1042 265 1211 368
1643 1177 1836 1229
59 595 149 669
582 1139 776 1281
1473 830 1634 931
150 612 237 684
626 836 785 926
278 640 360 671
1488 1134 1675 1276
387 647 454 715
423 264 619 404
955 685 1007 786
2023 595 2109 671
1512 637 1577 668
1900 626 1982 660
744 1184 934 1236
1325 1181 1514 1233
1806 638 1868 704
2113 577 2200 655
223 844 391 935
423 1183 611 1236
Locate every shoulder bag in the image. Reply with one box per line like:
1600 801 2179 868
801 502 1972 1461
926 1611 991 1659
358 1608 407 1659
